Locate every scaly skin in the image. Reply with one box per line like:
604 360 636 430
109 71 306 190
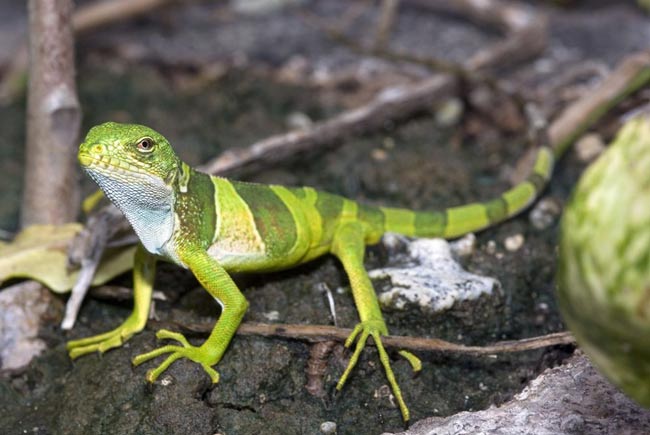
68 122 554 422
557 116 650 406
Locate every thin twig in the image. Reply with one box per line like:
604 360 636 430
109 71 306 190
151 320 575 355
373 0 400 51
403 0 548 70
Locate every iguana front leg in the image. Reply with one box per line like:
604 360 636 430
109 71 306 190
67 244 156 358
132 246 248 383
331 221 421 423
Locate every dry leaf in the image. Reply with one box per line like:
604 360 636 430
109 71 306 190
0 224 134 293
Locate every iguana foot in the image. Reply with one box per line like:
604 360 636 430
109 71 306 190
337 320 421 422
67 314 144 359
132 329 220 383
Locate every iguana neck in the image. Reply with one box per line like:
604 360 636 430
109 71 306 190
84 161 179 256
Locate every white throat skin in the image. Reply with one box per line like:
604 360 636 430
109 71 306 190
85 167 176 255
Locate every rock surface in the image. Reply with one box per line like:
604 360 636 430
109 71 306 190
387 353 650 435
0 281 55 370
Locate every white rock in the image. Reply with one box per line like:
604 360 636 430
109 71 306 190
320 421 337 434
529 197 562 230
504 234 525 252
370 237 500 313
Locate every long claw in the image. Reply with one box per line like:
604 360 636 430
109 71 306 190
374 332 409 422
132 344 181 366
146 353 182 382
336 330 369 390
156 329 191 347
201 363 220 383
344 323 363 348
68 336 123 359
398 350 422 374
67 329 118 350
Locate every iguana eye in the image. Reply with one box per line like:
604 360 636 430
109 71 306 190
136 137 154 153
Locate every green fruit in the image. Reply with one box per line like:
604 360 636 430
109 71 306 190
558 116 650 406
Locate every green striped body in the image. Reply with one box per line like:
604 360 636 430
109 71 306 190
72 122 555 424
168 145 553 273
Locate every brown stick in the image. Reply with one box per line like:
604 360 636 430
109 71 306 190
154 320 575 355
239 324 576 354
21 0 81 226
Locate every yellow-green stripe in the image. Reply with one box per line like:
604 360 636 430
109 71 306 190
381 207 416 235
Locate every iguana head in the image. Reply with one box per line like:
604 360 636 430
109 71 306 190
79 122 180 254
79 122 179 183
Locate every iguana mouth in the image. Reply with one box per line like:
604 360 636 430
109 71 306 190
78 152 149 176
77 152 94 168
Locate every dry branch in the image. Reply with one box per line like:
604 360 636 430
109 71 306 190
239 324 575 355
151 320 575 355
21 0 81 226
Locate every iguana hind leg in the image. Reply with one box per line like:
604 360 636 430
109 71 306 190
331 221 420 422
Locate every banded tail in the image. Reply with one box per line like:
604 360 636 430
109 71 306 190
372 146 554 239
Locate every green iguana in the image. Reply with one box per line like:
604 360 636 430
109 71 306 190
68 122 554 422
